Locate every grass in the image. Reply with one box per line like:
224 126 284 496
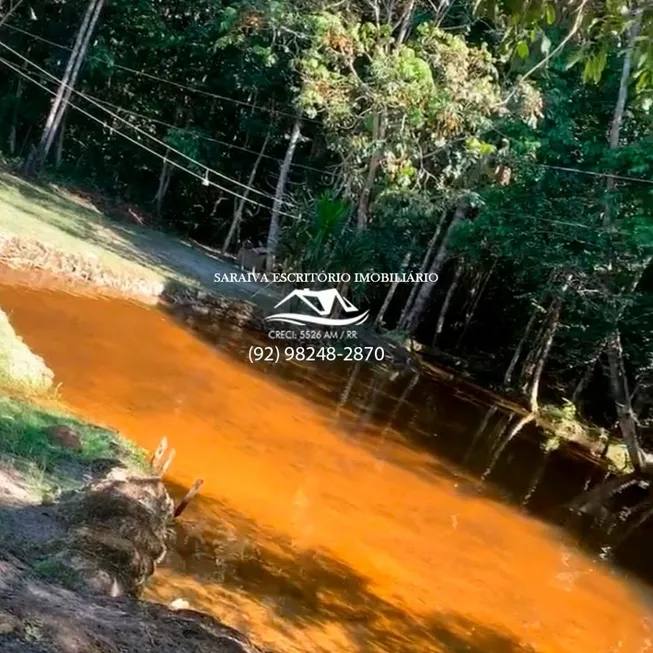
0 308 54 395
0 394 147 496
0 167 278 305
0 169 164 282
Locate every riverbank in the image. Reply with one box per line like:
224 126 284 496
0 166 628 470
0 300 264 651
0 444 262 653
0 167 278 305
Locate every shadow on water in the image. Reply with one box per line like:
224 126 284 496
157 282 653 586
2 277 653 652
160 482 536 653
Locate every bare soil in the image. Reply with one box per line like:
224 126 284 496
0 466 264 653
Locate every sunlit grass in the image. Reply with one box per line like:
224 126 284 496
0 308 54 395
0 394 147 495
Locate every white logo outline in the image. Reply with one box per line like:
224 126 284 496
265 288 369 327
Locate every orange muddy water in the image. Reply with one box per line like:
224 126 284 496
1 280 653 653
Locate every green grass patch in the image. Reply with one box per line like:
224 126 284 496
0 394 147 495
32 557 82 590
0 308 54 395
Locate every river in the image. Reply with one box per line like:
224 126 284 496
1 279 652 653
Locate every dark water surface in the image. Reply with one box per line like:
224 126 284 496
1 279 652 653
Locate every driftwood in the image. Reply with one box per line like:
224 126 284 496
147 438 202 518
159 449 176 477
150 436 168 470
174 479 204 518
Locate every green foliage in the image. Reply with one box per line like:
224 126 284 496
0 395 146 494
1 0 653 449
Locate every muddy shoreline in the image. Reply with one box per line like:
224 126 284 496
0 244 620 462
0 459 263 653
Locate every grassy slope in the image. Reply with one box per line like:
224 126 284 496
0 394 147 497
0 168 279 305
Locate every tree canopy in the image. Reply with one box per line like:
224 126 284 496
0 0 652 461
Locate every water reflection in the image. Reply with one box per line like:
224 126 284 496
1 281 653 653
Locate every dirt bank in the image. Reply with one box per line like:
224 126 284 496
0 464 263 653
0 233 165 301
0 168 279 306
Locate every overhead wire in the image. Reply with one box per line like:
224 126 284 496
0 55 302 219
2 23 334 176
490 126 653 187
0 39 298 209
5 22 653 187
84 95 334 176
1 22 321 124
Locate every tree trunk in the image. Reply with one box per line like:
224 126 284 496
573 252 651 406
606 9 642 182
223 130 270 255
607 330 653 473
460 266 483 325
8 76 23 155
632 372 652 419
399 201 468 334
396 0 416 44
602 8 651 474
23 0 105 175
504 304 541 389
432 258 463 346
527 272 572 412
266 115 301 271
375 250 412 329
457 258 497 347
0 0 25 28
504 271 556 388
398 208 447 328
154 151 173 217
356 112 385 231
355 5 416 232
571 344 604 405
54 113 66 167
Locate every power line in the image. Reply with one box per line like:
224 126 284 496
532 162 653 186
86 95 333 176
1 22 320 124
490 127 653 187
7 22 652 188
0 55 302 220
3 22 332 174
6 23 652 195
0 40 297 209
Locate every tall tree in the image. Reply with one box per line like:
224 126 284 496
23 0 105 175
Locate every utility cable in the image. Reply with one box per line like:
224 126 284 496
0 55 301 219
0 39 297 208
1 22 320 124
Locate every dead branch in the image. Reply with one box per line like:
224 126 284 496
174 479 204 518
